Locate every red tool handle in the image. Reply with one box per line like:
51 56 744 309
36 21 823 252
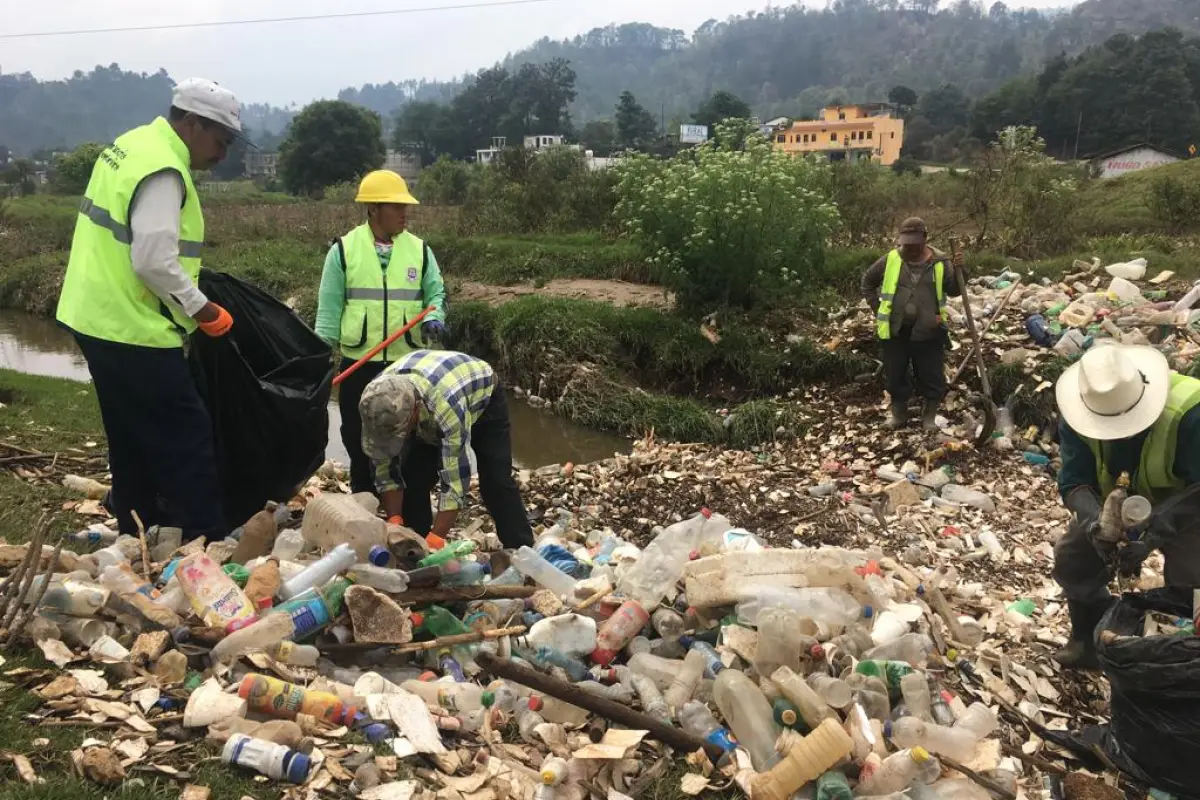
332 305 436 387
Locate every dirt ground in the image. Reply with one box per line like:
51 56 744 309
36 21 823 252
452 278 673 309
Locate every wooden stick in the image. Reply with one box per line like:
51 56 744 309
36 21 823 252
387 585 536 604
2 523 47 630
6 532 64 644
938 755 1016 800
951 277 1022 385
999 742 1068 777
475 651 725 762
927 585 969 644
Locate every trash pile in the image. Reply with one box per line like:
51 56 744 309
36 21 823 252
1 466 1077 799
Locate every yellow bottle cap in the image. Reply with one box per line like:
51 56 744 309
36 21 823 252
541 769 558 785
911 747 931 763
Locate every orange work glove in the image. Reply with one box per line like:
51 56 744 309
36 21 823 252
387 515 405 526
197 304 233 337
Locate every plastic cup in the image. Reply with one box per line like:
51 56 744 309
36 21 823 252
1122 495 1152 530
185 679 249 728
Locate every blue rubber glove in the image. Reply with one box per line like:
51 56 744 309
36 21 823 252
422 319 448 343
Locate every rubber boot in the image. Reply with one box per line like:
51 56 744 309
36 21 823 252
1053 600 1111 670
886 403 909 430
920 399 940 431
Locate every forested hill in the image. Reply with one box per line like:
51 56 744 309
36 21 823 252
5 0 1200 155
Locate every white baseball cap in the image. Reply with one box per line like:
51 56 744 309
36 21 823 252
172 78 250 141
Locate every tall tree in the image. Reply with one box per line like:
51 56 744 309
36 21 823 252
615 91 658 150
392 101 454 166
579 119 617 156
692 91 752 128
278 101 385 196
888 85 919 110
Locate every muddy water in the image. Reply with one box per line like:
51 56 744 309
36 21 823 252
0 312 628 468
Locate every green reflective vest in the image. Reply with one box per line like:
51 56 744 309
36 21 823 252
1083 373 1200 504
338 224 428 361
57 117 204 348
875 249 947 340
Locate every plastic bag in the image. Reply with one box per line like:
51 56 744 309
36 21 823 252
1093 590 1200 798
189 270 333 528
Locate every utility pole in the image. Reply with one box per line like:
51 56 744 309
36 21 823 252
1073 109 1083 160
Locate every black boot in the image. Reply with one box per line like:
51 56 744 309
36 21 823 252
886 403 909 430
1054 600 1112 670
920 399 940 431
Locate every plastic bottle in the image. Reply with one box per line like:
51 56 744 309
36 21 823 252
754 606 804 677
1174 280 1200 313
176 552 258 629
63 474 109 499
266 640 320 667
346 564 410 593
272 529 306 562
223 734 311 783
856 747 933 795
521 646 591 682
618 510 731 608
806 673 852 709
100 562 161 600
511 546 579 599
278 544 357 601
515 704 546 743
887 717 979 762
847 701 888 760
770 666 836 730
627 653 684 690
751 718 854 800
39 579 110 619
683 638 727 678
629 673 670 722
240 674 358 726
855 660 915 691
526 613 598 658
930 682 956 727
244 558 281 610
847 675 891 721
93 535 142 570
212 612 296 662
439 561 491 587
862 632 934 665
527 694 589 726
69 524 119 547
276 578 350 641
954 702 999 738
735 586 862 627
419 540 479 568
420 605 471 637
678 700 736 753
231 501 280 565
301 493 387 562
712 668 781 771
814 770 853 800
900 672 933 722
591 600 650 665
650 607 686 640
663 648 706 712
401 679 488 713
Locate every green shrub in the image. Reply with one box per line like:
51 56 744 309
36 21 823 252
418 156 472 205
1146 173 1200 234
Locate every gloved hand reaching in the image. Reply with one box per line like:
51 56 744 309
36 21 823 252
422 319 448 343
194 302 233 337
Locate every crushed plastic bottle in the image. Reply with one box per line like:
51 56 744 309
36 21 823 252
677 700 735 753
591 600 649 665
887 716 980 762
511 546 579 599
712 667 781 771
618 510 731 608
856 747 933 795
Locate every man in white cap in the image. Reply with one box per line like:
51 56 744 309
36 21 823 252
56 78 250 541
1053 344 1200 668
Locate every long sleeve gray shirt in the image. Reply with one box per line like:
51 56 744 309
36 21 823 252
128 172 208 317
861 247 962 341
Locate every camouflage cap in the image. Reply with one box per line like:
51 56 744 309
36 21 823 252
359 373 418 461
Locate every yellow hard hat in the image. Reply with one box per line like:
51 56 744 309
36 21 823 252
355 170 420 205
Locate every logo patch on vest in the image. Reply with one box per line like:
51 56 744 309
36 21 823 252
407 267 418 282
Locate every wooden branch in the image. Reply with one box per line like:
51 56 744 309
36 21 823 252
476 651 725 762
951 277 1022 385
387 585 536 604
938 755 1017 800
999 743 1068 778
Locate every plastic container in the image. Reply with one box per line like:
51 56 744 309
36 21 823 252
630 673 670 722
1107 276 1144 303
862 632 934 665
278 544 357 601
271 530 306 561
627 653 684 690
712 668 781 771
402 679 488 713
619 510 731 608
346 564 410 593
954 702 999 738
276 578 350 640
677 700 735 752
1122 495 1152 530
526 613 597 658
751 718 854 800
870 609 911 646
856 748 932 795
231 501 280 565
176 552 257 629
900 672 933 722
754 606 805 677
663 648 706 712
69 524 118 547
682 548 813 608
223 733 312 783
735 586 862 627
511 546 579 599
439 560 492 587
771 666 836 730
806 673 852 709
1058 299 1096 328
887 716 979 762
1105 257 1147 281
591 600 650 665
212 612 295 662
301 493 387 562
240 674 358 726
418 539 478 568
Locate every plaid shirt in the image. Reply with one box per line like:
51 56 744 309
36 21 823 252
372 350 496 512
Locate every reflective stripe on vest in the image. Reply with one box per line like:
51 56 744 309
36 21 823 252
339 224 427 362
56 117 204 348
1084 373 1200 504
876 249 946 340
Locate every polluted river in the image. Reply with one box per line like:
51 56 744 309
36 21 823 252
0 311 629 469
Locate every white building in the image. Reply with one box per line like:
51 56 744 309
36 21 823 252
524 134 564 151
1092 143 1181 180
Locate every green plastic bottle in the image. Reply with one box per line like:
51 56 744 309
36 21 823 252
276 578 351 641
814 770 853 800
854 659 915 691
418 540 478 568
771 698 810 732
419 605 471 637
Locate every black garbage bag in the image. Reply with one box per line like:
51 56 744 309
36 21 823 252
1042 589 1200 799
189 269 333 529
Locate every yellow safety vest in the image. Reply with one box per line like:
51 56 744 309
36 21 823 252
338 224 427 361
876 249 947 340
57 117 204 348
1084 373 1200 504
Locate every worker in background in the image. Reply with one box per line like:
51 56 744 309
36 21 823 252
358 349 534 550
315 170 447 495
861 217 964 430
56 78 247 541
1053 344 1200 669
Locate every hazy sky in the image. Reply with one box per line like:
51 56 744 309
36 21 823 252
5 0 1076 106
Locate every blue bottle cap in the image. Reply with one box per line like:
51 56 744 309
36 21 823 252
362 722 393 744
368 546 391 567
706 728 737 753
283 750 313 784
882 719 893 739
679 635 695 648
862 605 874 619
480 562 492 575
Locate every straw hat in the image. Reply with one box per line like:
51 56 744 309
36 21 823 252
1055 344 1170 441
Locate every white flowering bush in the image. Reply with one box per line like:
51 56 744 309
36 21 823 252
614 119 839 315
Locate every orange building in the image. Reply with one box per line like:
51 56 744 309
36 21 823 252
772 104 905 166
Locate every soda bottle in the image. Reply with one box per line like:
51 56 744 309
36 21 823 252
900 672 933 722
276 578 350 641
854 659 915 691
419 540 479 568
953 702 998 738
862 632 934 665
439 560 491 587
806 673 852 709
627 653 683 689
753 606 806 677
212 613 295 662
770 666 836 730
679 637 725 677
591 600 649 665
239 674 358 726
772 698 808 732
520 646 591 682
630 673 669 722
401 679 488 713
677 700 736 753
420 605 471 637
510 546 578 599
